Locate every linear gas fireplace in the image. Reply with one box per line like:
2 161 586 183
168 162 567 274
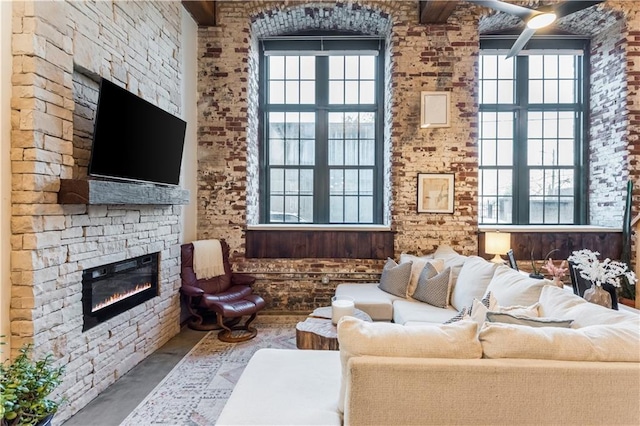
82 253 159 331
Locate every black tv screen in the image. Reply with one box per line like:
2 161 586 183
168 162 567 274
88 78 187 186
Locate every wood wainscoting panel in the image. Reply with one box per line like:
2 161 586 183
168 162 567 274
246 229 395 259
478 231 623 263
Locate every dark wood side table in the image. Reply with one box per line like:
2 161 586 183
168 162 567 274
296 306 372 350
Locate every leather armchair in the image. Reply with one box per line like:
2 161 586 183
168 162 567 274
180 240 265 341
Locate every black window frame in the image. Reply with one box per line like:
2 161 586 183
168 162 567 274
479 37 590 225
258 36 385 225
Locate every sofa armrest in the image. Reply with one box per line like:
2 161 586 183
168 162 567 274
344 356 639 426
231 273 256 286
180 284 204 297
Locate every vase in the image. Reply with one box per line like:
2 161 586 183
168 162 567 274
583 283 612 309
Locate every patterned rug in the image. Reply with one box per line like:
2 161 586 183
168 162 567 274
120 315 304 426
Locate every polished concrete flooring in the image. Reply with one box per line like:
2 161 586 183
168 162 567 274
63 326 206 426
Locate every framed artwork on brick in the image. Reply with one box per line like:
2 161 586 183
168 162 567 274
420 91 450 128
417 173 454 213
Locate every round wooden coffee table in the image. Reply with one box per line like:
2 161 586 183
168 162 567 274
296 306 372 350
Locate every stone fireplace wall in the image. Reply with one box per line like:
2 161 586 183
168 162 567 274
10 0 187 421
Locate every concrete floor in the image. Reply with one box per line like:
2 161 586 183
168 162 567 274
63 326 206 426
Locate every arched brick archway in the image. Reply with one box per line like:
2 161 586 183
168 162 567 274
244 2 394 225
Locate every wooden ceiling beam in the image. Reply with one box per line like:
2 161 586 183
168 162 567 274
182 0 216 27
419 0 459 24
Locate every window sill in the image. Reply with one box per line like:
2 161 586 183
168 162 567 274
246 224 391 232
479 225 621 233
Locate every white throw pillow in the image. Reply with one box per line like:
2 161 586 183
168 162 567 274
399 253 445 297
336 317 482 413
469 297 538 326
450 256 498 311
479 322 640 362
485 265 549 307
432 245 468 288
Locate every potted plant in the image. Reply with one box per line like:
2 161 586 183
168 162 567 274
1 343 65 426
529 248 559 279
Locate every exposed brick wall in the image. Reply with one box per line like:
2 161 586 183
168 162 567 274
589 11 627 227
588 1 640 263
624 2 640 269
197 1 481 311
197 0 640 312
10 0 184 421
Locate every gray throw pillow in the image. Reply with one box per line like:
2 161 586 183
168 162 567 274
412 265 452 308
486 312 574 328
378 258 412 298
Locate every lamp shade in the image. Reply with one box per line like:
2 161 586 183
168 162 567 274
485 231 511 257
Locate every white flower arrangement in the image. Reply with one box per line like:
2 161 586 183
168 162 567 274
567 249 637 288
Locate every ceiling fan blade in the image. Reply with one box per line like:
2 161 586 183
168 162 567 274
554 0 604 19
506 27 537 59
467 0 536 21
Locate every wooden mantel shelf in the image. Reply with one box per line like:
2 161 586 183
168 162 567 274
58 179 190 205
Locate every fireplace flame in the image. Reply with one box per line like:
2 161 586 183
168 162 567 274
92 282 152 312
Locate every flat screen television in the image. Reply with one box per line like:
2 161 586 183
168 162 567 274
88 78 187 186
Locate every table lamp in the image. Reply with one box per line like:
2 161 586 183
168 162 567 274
485 231 511 263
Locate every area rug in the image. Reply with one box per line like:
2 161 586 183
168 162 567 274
120 315 304 426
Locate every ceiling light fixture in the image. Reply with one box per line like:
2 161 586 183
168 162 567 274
527 12 557 29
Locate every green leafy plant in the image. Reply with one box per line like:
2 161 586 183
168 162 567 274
1 344 65 426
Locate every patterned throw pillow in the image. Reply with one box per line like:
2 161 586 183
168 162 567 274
445 291 493 324
480 291 493 308
378 258 412 298
443 306 469 324
411 265 452 308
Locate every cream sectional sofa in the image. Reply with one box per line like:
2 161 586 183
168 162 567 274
217 248 640 426
335 245 547 324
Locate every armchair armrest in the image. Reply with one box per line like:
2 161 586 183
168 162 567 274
181 284 205 297
231 273 256 286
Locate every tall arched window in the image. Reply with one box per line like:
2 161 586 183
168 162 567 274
478 38 589 225
259 36 385 225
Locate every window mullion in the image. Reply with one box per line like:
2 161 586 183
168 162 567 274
315 56 329 223
515 55 529 225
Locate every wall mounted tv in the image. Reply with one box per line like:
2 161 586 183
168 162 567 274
88 78 187 186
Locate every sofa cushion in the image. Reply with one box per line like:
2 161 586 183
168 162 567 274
484 265 549 307
400 253 445 297
486 311 574 328
378 258 412 298
450 256 498 311
433 245 468 287
337 317 482 413
412 265 452 308
469 297 539 326
216 348 342 425
393 299 458 324
335 283 401 321
479 321 640 362
538 284 638 328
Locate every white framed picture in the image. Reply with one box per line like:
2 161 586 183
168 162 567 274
420 91 450 128
417 173 454 213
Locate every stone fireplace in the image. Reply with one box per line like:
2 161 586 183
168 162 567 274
82 253 159 331
8 1 193 422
